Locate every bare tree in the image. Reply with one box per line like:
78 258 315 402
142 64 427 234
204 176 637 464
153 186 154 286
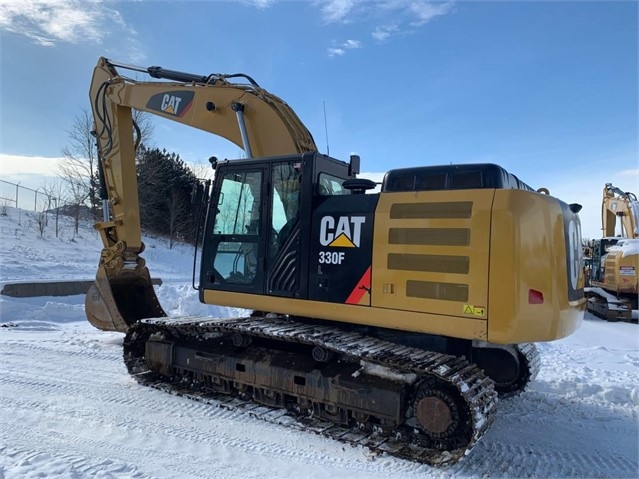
133 109 155 149
189 162 214 182
36 211 47 238
59 107 155 224
59 109 99 219
39 179 56 214
40 178 67 238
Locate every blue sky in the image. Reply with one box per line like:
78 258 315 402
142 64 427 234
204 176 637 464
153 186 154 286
0 0 637 238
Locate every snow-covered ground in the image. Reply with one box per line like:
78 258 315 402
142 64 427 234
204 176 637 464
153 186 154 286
0 208 637 479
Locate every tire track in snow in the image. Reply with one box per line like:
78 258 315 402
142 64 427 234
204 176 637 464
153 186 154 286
2 324 638 478
495 393 637 437
465 440 638 478
1 335 123 363
0 445 151 479
0 425 246 479
0 340 433 479
0 383 423 477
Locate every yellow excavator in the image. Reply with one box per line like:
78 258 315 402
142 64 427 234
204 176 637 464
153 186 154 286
586 183 639 321
85 57 585 465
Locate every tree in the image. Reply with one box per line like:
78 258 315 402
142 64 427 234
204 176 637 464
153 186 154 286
59 108 155 222
59 109 97 228
167 187 188 248
137 146 199 247
39 178 66 237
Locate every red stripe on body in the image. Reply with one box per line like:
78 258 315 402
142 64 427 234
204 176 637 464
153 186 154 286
345 266 371 305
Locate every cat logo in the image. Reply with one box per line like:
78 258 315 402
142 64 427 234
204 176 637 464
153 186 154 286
319 216 365 248
161 95 183 114
146 91 194 118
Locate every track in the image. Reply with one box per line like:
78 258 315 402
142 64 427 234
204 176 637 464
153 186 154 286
125 315 498 466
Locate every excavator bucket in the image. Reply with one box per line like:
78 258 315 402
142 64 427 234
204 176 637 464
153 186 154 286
85 266 166 332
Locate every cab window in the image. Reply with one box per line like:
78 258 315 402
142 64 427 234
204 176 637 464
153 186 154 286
318 173 349 196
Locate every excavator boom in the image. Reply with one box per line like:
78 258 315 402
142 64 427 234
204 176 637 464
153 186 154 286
602 183 639 238
86 57 317 331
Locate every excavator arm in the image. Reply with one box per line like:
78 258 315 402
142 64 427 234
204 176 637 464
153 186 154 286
86 57 317 331
601 183 639 238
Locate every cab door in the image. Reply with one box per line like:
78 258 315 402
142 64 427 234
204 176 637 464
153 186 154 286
265 160 304 298
202 166 267 295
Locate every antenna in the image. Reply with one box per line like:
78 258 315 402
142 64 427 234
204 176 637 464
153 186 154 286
323 101 330 156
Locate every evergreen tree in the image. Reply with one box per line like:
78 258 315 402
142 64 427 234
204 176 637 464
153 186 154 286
137 146 199 247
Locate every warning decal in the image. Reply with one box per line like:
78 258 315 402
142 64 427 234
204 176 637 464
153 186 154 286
463 304 486 317
619 266 635 276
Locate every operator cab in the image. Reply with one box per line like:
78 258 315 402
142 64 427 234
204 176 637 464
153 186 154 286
590 237 622 283
200 152 359 301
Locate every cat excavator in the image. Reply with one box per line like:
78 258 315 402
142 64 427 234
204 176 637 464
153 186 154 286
86 57 585 465
586 184 639 321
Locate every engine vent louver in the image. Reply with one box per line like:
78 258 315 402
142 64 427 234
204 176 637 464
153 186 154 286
390 202 472 219
382 199 475 307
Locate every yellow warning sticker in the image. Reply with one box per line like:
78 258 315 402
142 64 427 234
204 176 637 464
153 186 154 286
463 305 486 317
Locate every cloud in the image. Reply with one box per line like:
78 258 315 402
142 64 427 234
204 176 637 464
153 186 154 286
408 0 454 26
0 0 131 47
371 24 399 42
316 0 455 27
327 39 362 58
1 154 62 177
0 154 64 192
241 0 276 8
313 1 455 51
318 0 358 24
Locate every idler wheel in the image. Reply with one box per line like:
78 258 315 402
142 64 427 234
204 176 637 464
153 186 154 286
232 333 252 347
413 386 460 438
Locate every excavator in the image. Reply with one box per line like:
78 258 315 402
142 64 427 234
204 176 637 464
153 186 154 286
85 57 585 465
586 184 639 321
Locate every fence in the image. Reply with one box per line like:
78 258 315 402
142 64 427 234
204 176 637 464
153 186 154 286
0 179 69 213
0 178 95 240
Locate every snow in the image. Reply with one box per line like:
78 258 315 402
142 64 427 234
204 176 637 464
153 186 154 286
609 238 639 258
1 207 638 478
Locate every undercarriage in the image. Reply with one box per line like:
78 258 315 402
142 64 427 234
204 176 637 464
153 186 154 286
585 287 636 322
123 315 540 464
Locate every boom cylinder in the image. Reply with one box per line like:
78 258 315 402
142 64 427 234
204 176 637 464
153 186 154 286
232 102 253 158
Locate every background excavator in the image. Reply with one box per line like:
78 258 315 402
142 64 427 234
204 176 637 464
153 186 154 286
86 57 585 465
585 183 639 321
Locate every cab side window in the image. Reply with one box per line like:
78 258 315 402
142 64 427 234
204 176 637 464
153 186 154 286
318 173 349 196
270 162 302 257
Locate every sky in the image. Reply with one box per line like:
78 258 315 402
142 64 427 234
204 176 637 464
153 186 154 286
0 0 637 239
